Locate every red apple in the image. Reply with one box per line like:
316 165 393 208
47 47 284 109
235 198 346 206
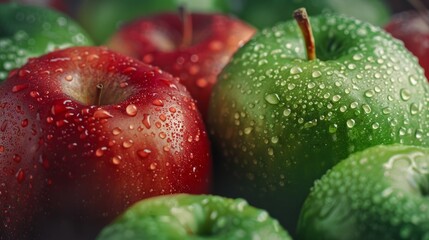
0 46 212 239
385 10 429 80
107 11 256 118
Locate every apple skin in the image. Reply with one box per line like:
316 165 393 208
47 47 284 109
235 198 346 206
385 10 429 81
0 46 212 239
0 3 93 81
297 144 429 240
97 193 292 240
230 0 392 29
208 12 429 234
77 0 230 44
107 12 256 119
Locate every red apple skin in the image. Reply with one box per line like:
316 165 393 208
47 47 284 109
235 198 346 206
385 10 429 80
0 46 212 239
107 12 256 119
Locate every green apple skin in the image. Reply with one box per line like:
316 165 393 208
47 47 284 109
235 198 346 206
0 3 93 81
208 13 429 234
297 144 429 240
77 0 230 44
96 194 291 240
231 0 391 29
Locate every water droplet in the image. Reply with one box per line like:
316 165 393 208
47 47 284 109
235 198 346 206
352 53 363 61
312 71 322 78
347 63 356 70
112 156 121 165
93 109 113 119
346 119 355 128
410 103 419 115
271 136 279 144
400 89 411 101
12 84 28 93
122 140 134 148
152 99 164 107
142 114 151 129
65 75 73 81
329 124 338 133
137 149 151 158
267 148 274 156
364 90 375 98
290 66 302 75
265 93 280 105
350 102 358 109
362 104 372 114
159 132 167 139
382 107 391 114
244 127 253 134
332 95 341 102
112 127 122 135
21 119 28 127
16 169 25 183
409 75 418 86
126 104 137 116
13 154 21 163
149 163 157 170
372 123 379 129
283 109 291 116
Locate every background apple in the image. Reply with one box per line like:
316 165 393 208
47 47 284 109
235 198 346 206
208 9 429 235
0 3 93 81
97 193 292 240
229 0 392 29
385 9 429 80
297 144 429 240
107 11 256 118
76 0 230 44
0 46 212 239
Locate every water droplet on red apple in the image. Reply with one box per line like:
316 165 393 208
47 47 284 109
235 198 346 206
159 114 166 122
13 154 21 163
112 127 122 136
95 147 106 157
122 140 134 149
51 103 67 115
123 66 137 73
30 91 40 98
169 107 176 113
93 109 113 119
159 132 166 139
152 99 164 107
112 156 121 165
65 75 73 81
149 163 157 170
142 114 151 129
18 69 30 78
45 116 53 123
12 84 28 93
137 149 151 158
16 169 25 183
126 104 137 116
21 119 28 127
0 145 4 152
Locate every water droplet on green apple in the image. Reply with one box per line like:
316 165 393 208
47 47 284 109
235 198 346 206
400 89 411 101
283 109 291 117
244 127 253 135
364 89 375 98
312 71 322 78
265 94 280 105
362 104 372 114
347 119 355 128
290 66 302 75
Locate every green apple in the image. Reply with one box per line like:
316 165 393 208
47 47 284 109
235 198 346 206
0 3 93 81
231 0 391 29
208 9 429 234
77 0 230 44
297 144 429 240
96 194 291 240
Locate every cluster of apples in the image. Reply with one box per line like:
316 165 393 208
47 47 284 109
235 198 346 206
1 0 429 239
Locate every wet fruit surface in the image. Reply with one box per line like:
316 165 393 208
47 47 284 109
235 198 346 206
107 12 256 118
208 12 429 234
298 144 429 240
0 46 212 239
0 3 93 80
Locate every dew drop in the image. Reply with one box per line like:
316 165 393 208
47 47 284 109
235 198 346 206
149 163 157 170
271 136 279 144
126 104 137 116
362 104 372 114
137 149 151 158
112 127 122 135
329 124 338 133
244 127 253 134
311 71 322 78
267 148 274 156
290 66 303 75
347 119 355 128
352 53 363 61
95 147 106 157
410 103 419 115
16 169 25 183
12 84 28 93
152 99 164 107
400 89 411 101
122 140 134 148
112 156 121 165
65 75 73 81
265 93 280 105
283 109 291 117
364 90 375 98
93 109 113 119
372 123 380 129
142 114 151 129
409 75 418 86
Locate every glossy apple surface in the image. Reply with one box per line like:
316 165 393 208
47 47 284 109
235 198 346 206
208 11 429 235
0 3 93 80
97 193 292 240
385 10 429 80
298 144 429 240
108 12 256 118
0 46 212 239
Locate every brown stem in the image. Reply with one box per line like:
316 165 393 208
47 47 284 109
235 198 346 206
95 83 103 105
293 8 316 61
179 5 192 48
407 0 429 26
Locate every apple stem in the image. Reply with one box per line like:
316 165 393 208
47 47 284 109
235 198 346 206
95 83 103 105
179 5 192 48
293 8 316 61
407 0 429 26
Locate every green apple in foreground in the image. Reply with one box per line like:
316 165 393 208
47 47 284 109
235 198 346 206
208 9 429 234
297 144 429 239
96 194 291 240
0 3 93 80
